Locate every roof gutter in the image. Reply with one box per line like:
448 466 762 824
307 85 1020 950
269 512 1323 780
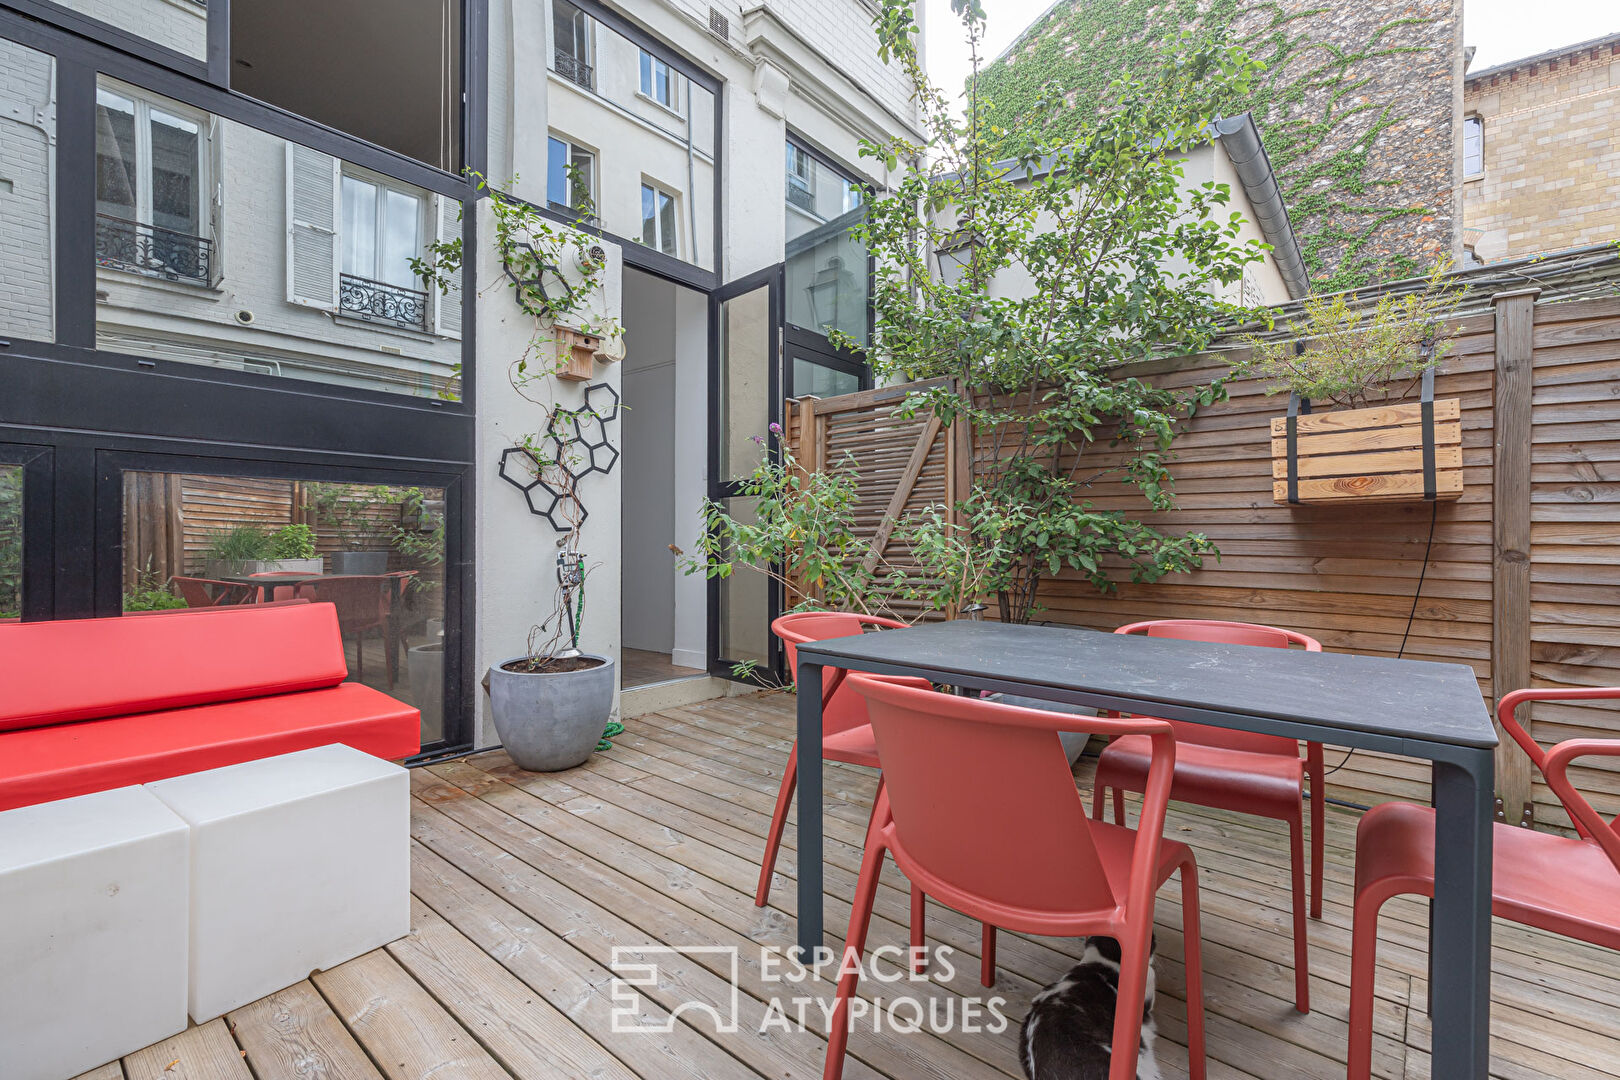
1210 113 1309 300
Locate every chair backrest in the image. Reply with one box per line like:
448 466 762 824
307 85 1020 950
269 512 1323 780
773 611 908 737
849 673 1177 925
1115 619 1321 756
1499 686 1620 862
171 576 246 608
305 575 392 630
0 602 348 731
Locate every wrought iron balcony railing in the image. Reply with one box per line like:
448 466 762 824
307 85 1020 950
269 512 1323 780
338 273 430 331
786 181 816 214
95 213 213 285
554 50 594 89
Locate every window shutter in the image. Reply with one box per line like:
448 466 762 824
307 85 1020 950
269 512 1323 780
433 194 463 338
284 143 339 309
207 116 224 286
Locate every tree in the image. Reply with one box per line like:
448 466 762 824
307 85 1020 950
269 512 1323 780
846 0 1271 622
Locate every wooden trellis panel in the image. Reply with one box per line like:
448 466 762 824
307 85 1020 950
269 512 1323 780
786 379 957 620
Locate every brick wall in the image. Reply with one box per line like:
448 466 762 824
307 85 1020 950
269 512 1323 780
61 0 207 59
1463 39 1620 262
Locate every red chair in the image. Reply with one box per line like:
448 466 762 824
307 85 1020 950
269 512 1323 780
246 570 309 604
825 674 1206 1080
1347 685 1620 1080
1092 618 1323 1013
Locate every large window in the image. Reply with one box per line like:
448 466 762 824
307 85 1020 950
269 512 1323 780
1463 115 1484 179
784 138 870 348
340 175 427 330
121 471 451 744
639 49 675 109
0 37 54 342
553 0 594 89
92 85 463 400
548 135 596 212
641 183 677 256
230 0 463 171
95 86 212 286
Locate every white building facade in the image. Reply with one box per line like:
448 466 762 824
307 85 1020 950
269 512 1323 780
0 0 922 754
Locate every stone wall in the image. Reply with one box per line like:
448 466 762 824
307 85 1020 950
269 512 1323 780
1463 37 1620 262
978 0 1463 291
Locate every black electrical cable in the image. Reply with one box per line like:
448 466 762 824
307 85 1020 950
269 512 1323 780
1321 498 1442 793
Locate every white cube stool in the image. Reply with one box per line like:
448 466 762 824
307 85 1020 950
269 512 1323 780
0 786 189 1080
147 743 409 1022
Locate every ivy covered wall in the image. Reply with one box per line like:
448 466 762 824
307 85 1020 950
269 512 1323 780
979 0 1461 291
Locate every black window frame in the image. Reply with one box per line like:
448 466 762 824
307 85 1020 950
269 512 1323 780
783 131 876 363
0 0 489 755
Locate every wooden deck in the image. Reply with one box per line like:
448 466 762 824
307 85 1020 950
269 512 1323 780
91 693 1620 1080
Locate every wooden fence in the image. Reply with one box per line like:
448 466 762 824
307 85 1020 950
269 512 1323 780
786 292 1620 826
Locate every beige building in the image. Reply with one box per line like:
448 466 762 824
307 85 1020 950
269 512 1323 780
1462 31 1620 264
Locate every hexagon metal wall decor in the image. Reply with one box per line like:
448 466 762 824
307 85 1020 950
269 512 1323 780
497 446 588 531
582 381 620 422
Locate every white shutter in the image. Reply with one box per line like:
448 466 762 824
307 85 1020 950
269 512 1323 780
207 116 224 286
433 194 463 338
284 143 340 309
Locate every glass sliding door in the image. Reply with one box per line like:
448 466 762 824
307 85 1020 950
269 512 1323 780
708 265 782 681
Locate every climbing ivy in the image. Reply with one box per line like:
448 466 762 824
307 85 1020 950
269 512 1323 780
978 0 1451 291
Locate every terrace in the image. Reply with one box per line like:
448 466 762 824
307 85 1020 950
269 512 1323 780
67 694 1620 1080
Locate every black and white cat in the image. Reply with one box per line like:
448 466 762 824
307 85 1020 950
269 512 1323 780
1018 936 1162 1080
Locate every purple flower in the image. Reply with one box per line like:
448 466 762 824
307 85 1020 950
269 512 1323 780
769 421 784 435
749 434 766 445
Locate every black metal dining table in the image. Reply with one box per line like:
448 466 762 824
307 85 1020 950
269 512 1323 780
792 619 1497 1080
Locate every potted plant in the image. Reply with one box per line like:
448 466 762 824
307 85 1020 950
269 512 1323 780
1235 261 1466 506
202 524 323 578
486 549 615 771
306 482 394 575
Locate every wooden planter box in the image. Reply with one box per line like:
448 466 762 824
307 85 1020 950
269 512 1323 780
555 328 600 382
1270 398 1463 504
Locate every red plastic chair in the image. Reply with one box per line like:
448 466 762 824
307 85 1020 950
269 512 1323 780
756 612 909 908
826 674 1206 1080
1346 685 1620 1080
1093 618 1323 1013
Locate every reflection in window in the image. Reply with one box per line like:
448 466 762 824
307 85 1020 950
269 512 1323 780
792 357 861 399
0 466 21 622
54 0 206 60
340 174 428 329
640 50 676 109
784 138 869 348
548 136 596 212
121 471 450 743
1463 115 1484 178
553 0 595 89
93 98 462 400
0 38 55 341
95 86 211 286
641 183 677 255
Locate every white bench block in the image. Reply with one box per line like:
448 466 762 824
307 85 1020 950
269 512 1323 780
146 743 409 1022
0 786 189 1080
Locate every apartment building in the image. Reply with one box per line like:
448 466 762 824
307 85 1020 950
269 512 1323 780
1461 31 1620 264
0 0 922 754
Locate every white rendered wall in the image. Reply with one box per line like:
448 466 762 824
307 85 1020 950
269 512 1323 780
620 270 678 654
670 283 707 671
473 203 625 748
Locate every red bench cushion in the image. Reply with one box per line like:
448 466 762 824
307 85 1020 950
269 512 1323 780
0 683 419 811
0 603 348 732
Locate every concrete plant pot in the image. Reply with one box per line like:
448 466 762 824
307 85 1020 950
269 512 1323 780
203 557 323 579
487 654 615 772
989 693 1094 765
408 642 444 742
329 550 390 575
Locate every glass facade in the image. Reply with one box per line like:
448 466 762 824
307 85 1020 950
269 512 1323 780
92 80 463 400
122 471 450 743
0 37 55 342
784 138 869 347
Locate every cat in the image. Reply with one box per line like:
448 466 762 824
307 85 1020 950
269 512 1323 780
1018 935 1162 1080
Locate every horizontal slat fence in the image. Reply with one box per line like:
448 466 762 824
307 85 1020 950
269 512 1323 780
787 293 1620 822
